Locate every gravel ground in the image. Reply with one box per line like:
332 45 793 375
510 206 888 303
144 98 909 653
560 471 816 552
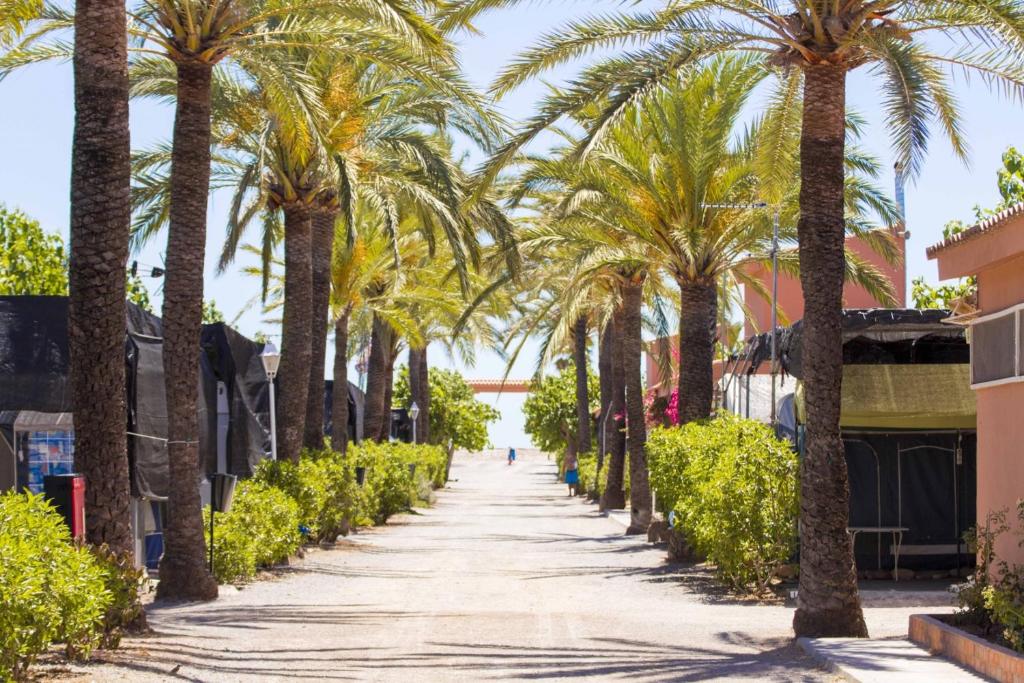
52 450 943 682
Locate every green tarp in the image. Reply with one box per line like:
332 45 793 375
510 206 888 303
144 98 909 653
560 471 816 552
796 364 976 430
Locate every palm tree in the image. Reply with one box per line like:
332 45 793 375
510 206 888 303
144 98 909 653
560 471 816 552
566 58 899 425
66 0 134 560
0 0 39 48
572 316 591 455
449 0 1024 636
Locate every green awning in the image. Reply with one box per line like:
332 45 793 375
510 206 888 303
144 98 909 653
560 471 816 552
796 364 976 430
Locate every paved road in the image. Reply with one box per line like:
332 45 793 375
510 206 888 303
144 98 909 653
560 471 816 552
65 450 927 681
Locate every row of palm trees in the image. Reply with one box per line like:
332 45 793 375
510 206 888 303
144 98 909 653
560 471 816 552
449 0 1024 638
4 0 1024 641
2 0 514 605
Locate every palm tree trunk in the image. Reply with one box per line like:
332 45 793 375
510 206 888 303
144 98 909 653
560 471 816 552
303 208 336 451
677 279 717 424
792 64 867 639
157 60 217 601
69 0 133 558
278 203 314 464
597 321 613 474
408 345 430 444
332 309 350 453
600 305 626 511
573 317 591 454
362 314 390 442
622 278 652 535
379 344 398 441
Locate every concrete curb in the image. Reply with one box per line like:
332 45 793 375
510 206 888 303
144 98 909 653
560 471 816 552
601 509 631 530
797 638 861 682
797 636 988 682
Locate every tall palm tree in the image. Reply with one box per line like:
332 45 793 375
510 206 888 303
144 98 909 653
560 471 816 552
565 58 898 425
572 316 591 455
449 0 1024 636
66 0 133 560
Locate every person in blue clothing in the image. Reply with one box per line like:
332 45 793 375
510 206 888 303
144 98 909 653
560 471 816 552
507 447 516 465
564 450 579 496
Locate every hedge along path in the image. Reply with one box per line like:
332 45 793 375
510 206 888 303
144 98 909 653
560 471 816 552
60 450 918 682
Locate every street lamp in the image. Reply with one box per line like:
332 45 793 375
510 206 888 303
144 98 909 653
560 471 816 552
704 202 781 427
409 401 420 444
261 342 280 461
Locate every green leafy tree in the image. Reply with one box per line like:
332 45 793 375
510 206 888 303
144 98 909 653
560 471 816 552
522 363 599 454
0 206 67 295
125 273 151 312
394 367 499 453
202 299 224 324
913 147 1024 309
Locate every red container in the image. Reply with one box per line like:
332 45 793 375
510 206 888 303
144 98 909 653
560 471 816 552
43 474 86 540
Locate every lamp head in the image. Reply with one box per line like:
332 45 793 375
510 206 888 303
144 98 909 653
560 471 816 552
409 401 420 421
261 342 281 378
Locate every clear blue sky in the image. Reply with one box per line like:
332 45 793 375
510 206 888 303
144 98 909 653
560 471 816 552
0 4 1019 446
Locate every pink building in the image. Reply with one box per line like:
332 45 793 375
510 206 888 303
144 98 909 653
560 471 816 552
743 230 907 337
929 205 1024 566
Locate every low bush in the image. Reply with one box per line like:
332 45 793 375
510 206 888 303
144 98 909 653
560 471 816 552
204 481 302 584
253 453 360 543
577 453 600 499
352 442 414 524
0 493 111 680
89 545 146 650
964 503 1024 653
649 416 798 594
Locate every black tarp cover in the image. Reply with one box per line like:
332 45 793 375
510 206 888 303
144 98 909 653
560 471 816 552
199 323 273 480
0 297 274 498
778 309 965 379
0 296 72 412
323 379 365 444
845 431 976 571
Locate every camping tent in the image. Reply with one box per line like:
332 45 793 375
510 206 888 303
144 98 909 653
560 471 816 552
725 309 977 572
0 296 276 498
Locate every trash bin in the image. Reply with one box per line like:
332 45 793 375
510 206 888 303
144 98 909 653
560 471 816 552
43 473 86 540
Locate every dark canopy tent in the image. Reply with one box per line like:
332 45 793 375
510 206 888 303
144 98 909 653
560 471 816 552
730 309 978 572
0 296 276 499
323 379 365 444
199 322 275 479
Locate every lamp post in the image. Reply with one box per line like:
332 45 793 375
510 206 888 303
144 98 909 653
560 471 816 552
704 202 780 427
409 401 420 444
260 342 281 461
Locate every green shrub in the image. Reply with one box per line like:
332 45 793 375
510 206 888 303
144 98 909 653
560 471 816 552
204 481 301 583
353 442 414 524
89 545 146 650
985 572 1024 652
577 453 600 499
650 417 798 594
0 493 111 680
647 425 698 513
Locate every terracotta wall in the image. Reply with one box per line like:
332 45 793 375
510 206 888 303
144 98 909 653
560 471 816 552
974 256 1024 567
931 215 1024 568
743 232 907 336
976 382 1024 566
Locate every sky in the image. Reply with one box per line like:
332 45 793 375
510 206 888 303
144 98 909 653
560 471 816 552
0 4 1021 447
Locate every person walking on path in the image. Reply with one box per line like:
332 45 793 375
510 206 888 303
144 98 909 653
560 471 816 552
564 450 579 497
507 447 516 465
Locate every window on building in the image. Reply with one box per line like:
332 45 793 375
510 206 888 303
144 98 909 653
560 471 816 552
972 310 1018 386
